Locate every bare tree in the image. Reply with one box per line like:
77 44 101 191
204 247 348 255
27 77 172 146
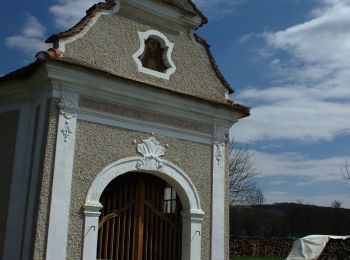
246 188 265 205
342 160 350 181
229 143 263 206
331 200 342 208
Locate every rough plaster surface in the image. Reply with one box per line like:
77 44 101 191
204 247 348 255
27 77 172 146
63 11 227 104
66 120 213 259
0 110 19 258
32 99 59 260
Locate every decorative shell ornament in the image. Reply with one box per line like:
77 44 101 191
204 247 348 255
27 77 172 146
137 136 166 158
136 137 167 170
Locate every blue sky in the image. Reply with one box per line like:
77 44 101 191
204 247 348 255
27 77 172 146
1 0 349 207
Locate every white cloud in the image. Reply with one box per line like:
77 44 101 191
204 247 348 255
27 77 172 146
5 0 98 55
6 15 49 54
232 0 350 142
49 0 99 29
253 150 347 182
22 16 46 38
269 180 287 186
232 96 350 142
193 0 247 17
238 33 262 43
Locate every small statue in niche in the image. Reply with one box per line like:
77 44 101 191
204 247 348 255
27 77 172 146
140 38 168 73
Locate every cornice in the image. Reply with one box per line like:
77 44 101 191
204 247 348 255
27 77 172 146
0 65 51 104
44 61 240 126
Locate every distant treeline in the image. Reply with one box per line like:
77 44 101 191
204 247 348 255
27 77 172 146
230 203 350 237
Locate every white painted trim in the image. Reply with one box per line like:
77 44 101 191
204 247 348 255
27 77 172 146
57 2 120 53
45 61 241 126
22 92 49 259
45 91 78 260
133 30 176 80
211 124 228 260
77 109 212 145
3 101 35 260
124 0 202 28
82 156 204 260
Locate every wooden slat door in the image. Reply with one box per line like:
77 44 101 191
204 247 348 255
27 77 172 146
97 173 182 260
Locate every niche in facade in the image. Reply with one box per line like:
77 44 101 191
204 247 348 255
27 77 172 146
140 38 168 72
133 30 176 80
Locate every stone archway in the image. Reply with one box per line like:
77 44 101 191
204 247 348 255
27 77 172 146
82 155 204 260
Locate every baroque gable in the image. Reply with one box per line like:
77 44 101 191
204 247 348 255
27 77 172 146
44 0 235 104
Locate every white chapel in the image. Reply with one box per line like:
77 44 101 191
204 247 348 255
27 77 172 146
0 0 249 259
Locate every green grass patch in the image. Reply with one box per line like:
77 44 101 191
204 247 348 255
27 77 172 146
231 257 284 260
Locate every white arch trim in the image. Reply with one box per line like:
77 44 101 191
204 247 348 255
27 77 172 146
82 156 204 260
133 30 176 80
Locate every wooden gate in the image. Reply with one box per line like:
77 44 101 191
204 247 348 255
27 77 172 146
97 172 182 260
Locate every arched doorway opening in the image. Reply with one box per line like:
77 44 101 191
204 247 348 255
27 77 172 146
97 172 182 260
82 156 204 260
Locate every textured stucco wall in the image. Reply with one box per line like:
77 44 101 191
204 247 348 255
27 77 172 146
66 119 213 259
0 110 19 258
32 99 59 260
63 10 227 104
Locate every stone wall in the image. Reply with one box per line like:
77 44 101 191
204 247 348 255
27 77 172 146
319 238 350 260
231 236 350 259
230 236 294 257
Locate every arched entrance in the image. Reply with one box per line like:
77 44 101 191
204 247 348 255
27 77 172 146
97 172 182 260
82 156 204 260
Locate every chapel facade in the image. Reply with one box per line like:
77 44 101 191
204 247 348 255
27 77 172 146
0 0 249 259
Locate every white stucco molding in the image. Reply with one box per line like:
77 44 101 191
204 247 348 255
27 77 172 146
56 2 120 52
82 155 204 260
133 30 176 80
46 91 78 260
211 124 229 260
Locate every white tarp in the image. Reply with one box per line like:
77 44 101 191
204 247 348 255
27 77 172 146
286 235 350 260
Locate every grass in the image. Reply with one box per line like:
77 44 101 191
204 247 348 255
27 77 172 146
231 257 284 260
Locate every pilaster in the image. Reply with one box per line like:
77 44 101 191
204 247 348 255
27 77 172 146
211 124 228 260
46 91 78 260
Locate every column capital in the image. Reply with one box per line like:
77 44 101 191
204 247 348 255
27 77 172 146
84 202 103 217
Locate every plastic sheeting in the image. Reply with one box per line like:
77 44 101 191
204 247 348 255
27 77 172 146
286 235 350 260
